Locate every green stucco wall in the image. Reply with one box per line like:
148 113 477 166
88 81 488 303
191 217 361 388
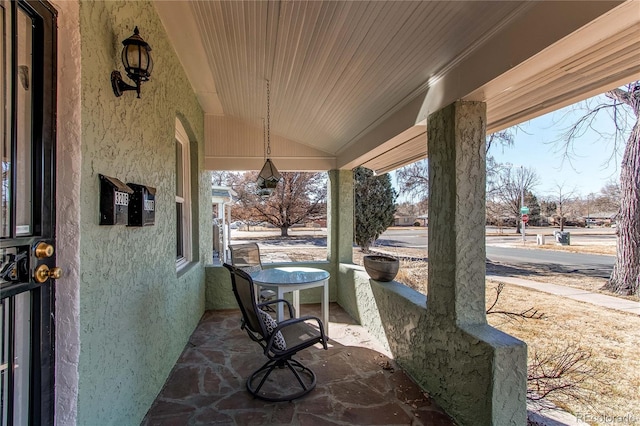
327 170 354 264
205 266 236 310
77 1 210 424
426 102 526 424
337 266 527 426
335 103 526 425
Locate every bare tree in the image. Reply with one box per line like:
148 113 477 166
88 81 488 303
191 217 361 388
486 200 512 231
486 283 544 320
396 129 517 206
539 199 557 218
395 159 428 206
486 283 607 407
396 201 419 217
548 183 577 231
486 156 503 199
571 181 622 225
232 172 327 236
559 81 640 295
527 343 605 405
489 165 540 232
595 180 622 213
211 171 241 186
486 129 516 152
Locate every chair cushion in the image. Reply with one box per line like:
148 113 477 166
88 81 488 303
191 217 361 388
241 265 262 274
257 308 287 350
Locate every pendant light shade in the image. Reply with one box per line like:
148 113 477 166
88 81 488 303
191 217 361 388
256 80 281 198
256 159 281 198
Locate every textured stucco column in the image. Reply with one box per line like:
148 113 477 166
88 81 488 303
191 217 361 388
422 101 527 425
53 1 82 424
327 169 354 264
427 101 487 324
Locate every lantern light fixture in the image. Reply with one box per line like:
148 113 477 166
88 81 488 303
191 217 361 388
256 80 281 198
111 26 153 98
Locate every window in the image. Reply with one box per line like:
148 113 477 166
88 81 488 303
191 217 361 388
175 119 192 268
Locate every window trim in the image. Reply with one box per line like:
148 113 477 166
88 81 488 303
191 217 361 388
175 118 192 269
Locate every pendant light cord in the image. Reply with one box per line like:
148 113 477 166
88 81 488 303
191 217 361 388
266 79 271 157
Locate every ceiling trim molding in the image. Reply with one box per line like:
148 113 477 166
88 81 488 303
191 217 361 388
469 0 640 133
205 114 334 159
204 156 336 172
336 1 534 156
336 0 625 171
154 1 223 114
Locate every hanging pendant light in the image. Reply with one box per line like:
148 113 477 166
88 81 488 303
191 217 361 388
256 80 281 198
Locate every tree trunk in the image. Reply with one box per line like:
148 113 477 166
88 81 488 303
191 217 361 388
280 226 289 237
604 121 640 295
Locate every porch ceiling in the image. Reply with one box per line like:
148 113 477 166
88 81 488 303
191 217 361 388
155 1 640 173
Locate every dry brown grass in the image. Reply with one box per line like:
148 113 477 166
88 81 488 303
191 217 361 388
518 242 617 256
275 245 639 422
486 281 640 421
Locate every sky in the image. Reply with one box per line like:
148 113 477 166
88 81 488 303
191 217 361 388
489 95 627 198
393 93 631 201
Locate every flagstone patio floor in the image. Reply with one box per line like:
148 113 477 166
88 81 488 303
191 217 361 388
141 303 455 425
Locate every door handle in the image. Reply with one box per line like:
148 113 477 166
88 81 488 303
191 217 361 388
34 264 62 283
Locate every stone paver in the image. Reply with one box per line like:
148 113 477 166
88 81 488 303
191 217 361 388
142 304 454 426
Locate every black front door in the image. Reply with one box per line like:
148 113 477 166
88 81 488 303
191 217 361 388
0 1 57 425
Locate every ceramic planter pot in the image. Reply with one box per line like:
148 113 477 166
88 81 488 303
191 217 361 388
363 255 399 282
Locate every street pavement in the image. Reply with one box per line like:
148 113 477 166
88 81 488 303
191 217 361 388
485 246 614 278
231 226 639 316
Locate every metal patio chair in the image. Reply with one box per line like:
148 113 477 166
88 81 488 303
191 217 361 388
223 263 328 401
228 242 277 308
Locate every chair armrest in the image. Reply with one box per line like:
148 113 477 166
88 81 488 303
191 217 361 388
258 299 295 318
273 315 328 349
264 315 328 353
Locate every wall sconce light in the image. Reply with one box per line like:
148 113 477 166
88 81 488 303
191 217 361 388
111 27 153 98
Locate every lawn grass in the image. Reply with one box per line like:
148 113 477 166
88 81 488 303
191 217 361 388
276 244 639 423
486 280 640 421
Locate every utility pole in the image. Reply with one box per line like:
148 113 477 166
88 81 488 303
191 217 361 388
521 166 525 244
587 192 594 228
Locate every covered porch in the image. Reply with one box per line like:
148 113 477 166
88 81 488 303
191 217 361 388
142 304 454 425
49 1 640 425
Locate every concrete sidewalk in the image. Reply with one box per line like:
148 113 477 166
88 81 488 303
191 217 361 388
486 274 640 315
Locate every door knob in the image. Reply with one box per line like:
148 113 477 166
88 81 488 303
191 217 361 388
49 267 63 280
35 242 54 258
34 264 63 283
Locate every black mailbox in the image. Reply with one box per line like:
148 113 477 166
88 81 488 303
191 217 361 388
99 174 133 225
127 183 156 227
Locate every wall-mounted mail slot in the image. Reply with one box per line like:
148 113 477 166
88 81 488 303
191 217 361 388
127 183 156 227
99 174 133 225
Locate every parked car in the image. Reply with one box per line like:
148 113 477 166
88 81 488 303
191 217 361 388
230 221 244 229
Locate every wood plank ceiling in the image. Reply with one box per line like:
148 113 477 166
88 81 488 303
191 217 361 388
156 0 639 173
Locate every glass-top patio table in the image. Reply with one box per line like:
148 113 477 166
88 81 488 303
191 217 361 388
250 267 330 335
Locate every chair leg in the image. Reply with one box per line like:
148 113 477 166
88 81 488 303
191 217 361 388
285 359 313 391
246 357 317 402
252 359 278 396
